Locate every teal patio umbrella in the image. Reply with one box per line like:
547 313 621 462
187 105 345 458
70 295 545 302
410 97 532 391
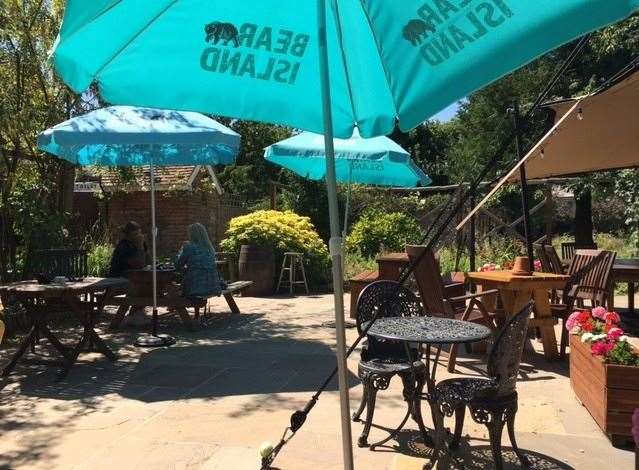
265 130 431 234
38 106 240 347
49 1 639 466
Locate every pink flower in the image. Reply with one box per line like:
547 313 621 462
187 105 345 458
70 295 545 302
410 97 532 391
591 341 615 356
566 311 583 331
608 327 624 341
604 311 621 325
592 306 607 320
533 259 542 271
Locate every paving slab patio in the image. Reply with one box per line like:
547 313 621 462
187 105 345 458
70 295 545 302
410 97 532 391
0 293 636 469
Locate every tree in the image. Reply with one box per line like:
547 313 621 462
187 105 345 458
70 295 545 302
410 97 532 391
390 120 459 186
216 120 291 201
0 0 91 276
615 169 639 252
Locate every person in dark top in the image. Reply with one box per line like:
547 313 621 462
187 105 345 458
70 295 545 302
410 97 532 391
109 221 147 277
110 221 150 326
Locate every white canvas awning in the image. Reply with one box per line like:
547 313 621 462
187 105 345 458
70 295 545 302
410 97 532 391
458 70 639 230
521 70 639 179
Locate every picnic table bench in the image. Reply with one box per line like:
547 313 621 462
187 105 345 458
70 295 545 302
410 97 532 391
108 280 254 331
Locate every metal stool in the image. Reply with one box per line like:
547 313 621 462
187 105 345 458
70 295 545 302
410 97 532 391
276 252 309 295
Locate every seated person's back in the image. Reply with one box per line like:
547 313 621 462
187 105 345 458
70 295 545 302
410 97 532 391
176 223 222 298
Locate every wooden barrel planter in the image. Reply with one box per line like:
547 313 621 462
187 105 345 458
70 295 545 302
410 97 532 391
570 336 639 445
238 245 275 296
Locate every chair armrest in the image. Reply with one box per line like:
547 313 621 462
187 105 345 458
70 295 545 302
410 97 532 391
448 289 499 302
443 282 465 291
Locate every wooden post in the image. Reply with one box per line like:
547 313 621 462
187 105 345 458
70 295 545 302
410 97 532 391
544 184 554 243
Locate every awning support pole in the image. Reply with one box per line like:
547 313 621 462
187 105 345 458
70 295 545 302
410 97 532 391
513 101 535 263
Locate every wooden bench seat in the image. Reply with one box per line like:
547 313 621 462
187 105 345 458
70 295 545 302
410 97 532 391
108 280 254 330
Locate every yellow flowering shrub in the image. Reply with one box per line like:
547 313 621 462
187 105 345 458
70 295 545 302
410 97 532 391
220 210 330 284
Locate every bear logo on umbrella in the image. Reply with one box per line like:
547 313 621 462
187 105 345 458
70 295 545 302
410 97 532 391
403 19 434 46
205 22 240 47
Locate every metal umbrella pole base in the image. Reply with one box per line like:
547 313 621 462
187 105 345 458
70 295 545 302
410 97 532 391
135 309 176 347
135 334 176 347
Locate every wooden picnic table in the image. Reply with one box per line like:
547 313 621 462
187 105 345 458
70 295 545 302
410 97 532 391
108 268 253 330
610 259 639 314
0 277 128 378
466 271 570 360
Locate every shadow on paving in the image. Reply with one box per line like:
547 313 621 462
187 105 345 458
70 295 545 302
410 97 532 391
0 310 362 467
619 309 639 336
370 428 573 469
1 311 360 404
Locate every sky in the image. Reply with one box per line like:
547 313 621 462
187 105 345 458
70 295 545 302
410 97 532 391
431 101 461 122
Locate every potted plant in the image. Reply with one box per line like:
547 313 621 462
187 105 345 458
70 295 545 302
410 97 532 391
567 307 639 445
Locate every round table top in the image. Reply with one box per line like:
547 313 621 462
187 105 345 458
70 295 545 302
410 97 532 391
366 316 492 344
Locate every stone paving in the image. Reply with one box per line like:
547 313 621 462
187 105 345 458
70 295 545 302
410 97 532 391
0 293 636 469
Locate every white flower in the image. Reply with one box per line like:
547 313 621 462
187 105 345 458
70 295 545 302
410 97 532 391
620 336 630 342
581 333 594 343
592 334 607 342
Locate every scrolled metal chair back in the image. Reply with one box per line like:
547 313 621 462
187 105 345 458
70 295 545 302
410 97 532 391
356 280 424 359
355 280 423 334
487 302 533 397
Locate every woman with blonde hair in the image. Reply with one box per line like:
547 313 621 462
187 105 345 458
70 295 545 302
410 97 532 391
176 223 223 298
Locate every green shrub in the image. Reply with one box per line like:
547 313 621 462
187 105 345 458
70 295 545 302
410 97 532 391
438 238 524 277
437 246 470 277
476 238 525 267
87 243 113 277
347 210 424 258
344 251 377 281
220 210 330 286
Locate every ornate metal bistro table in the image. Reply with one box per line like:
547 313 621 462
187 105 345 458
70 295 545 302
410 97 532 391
365 317 492 452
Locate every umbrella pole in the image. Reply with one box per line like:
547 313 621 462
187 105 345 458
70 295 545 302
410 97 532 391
318 0 354 468
342 167 352 239
135 155 175 348
150 160 159 334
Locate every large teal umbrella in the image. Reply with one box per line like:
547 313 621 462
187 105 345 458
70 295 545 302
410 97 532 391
265 130 431 187
49 1 639 466
265 130 431 235
39 106 240 347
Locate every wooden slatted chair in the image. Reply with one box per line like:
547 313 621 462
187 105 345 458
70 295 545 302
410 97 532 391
534 243 552 273
561 242 576 262
23 249 88 280
543 244 565 275
406 245 502 373
534 244 565 304
552 249 617 358
561 241 598 262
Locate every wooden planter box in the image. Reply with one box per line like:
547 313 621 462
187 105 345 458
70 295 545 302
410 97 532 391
570 335 639 445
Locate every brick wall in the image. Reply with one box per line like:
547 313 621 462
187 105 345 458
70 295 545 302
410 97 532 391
74 189 247 258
